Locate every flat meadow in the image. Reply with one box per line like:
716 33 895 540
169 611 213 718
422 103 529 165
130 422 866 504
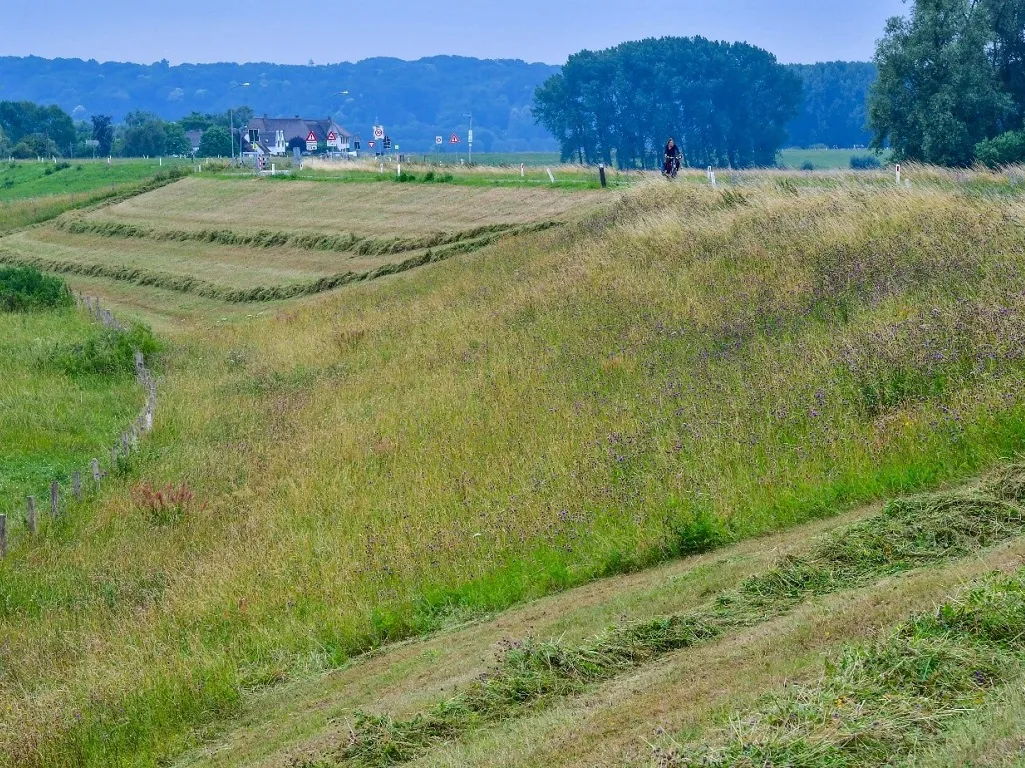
3 169 1025 766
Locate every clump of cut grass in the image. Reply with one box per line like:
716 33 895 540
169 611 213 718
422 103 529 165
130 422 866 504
654 569 1025 767
0 265 71 311
316 466 1025 767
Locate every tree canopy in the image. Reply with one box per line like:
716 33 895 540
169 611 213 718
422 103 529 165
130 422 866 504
869 0 1025 164
0 101 75 155
533 37 802 169
786 62 877 148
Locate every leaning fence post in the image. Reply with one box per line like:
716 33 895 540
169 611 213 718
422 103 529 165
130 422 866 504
0 514 6 557
26 497 36 535
121 432 130 455
50 481 59 518
91 458 100 488
73 471 82 500
134 351 144 376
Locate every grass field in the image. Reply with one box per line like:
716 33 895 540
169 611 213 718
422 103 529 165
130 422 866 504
4 169 1025 767
778 147 884 170
0 159 193 202
0 308 139 524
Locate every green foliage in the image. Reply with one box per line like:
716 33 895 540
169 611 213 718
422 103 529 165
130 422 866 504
120 119 167 157
198 125 232 158
850 154 882 169
869 0 1023 165
975 130 1025 166
163 122 192 156
534 37 803 169
786 62 877 148
0 100 75 154
43 321 160 376
0 265 71 311
12 133 59 159
91 114 114 156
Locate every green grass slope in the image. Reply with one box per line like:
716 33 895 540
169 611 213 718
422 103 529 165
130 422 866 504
3 175 1025 767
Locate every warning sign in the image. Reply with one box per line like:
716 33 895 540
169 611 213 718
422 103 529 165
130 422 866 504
368 140 375 149
449 133 460 144
327 131 337 141
305 130 318 152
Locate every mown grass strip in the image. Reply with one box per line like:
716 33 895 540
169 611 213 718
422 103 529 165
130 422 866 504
52 218 521 257
655 569 1025 767
0 221 559 303
308 465 1025 767
0 168 191 235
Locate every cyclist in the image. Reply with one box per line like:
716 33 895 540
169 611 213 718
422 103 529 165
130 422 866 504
663 138 683 178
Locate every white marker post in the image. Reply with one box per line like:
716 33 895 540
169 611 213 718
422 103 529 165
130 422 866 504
520 163 525 178
397 162 401 178
546 168 555 184
896 163 902 184
710 171 717 187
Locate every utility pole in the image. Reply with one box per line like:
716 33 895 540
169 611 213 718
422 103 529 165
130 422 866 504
463 111 473 165
228 81 250 162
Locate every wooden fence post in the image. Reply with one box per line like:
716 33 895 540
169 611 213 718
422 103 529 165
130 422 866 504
73 471 82 500
91 458 101 487
26 496 36 535
121 432 130 454
0 514 6 557
50 481 59 518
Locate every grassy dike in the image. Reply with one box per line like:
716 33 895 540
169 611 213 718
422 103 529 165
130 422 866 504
4 178 1025 766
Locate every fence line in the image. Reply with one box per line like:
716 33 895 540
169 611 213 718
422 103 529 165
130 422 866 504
0 294 157 558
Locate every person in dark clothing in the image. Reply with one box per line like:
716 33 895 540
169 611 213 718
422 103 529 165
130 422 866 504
663 138 683 177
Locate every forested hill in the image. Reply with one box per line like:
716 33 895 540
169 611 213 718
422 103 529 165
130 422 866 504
0 55 875 152
0 55 560 153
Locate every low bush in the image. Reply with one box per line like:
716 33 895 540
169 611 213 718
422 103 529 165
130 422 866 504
850 154 882 169
0 265 72 311
44 322 161 376
975 130 1025 167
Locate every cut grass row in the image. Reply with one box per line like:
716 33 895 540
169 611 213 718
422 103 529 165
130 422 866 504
52 216 521 256
0 222 560 301
310 465 1025 766
0 167 191 234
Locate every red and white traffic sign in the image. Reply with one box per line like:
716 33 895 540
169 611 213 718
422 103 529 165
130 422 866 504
306 131 317 142
435 136 443 145
327 131 337 141
449 133 460 144
368 140 376 148
373 125 385 140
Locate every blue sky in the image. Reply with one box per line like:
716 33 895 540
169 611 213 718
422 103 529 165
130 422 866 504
6 0 908 65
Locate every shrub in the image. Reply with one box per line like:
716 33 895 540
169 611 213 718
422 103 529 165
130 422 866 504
975 130 1025 167
45 322 161 376
0 265 72 311
801 161 815 171
131 482 205 525
850 154 882 169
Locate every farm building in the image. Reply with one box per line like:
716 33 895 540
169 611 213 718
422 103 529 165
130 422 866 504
242 116 351 155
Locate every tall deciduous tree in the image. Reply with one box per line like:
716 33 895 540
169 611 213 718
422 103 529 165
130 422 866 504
198 125 232 157
869 0 1025 164
91 114 114 156
532 37 801 169
0 101 75 155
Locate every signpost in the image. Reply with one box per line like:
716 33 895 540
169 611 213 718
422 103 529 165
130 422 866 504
305 131 318 152
449 133 460 144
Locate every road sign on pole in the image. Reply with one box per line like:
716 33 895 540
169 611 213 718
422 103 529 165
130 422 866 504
435 136 443 145
368 140 376 149
373 125 385 140
306 131 318 152
449 133 460 144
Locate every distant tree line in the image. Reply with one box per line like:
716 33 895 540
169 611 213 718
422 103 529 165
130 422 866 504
533 37 802 169
870 0 1025 165
0 101 253 158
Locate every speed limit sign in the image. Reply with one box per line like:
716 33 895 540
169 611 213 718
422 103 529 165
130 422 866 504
373 125 385 140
